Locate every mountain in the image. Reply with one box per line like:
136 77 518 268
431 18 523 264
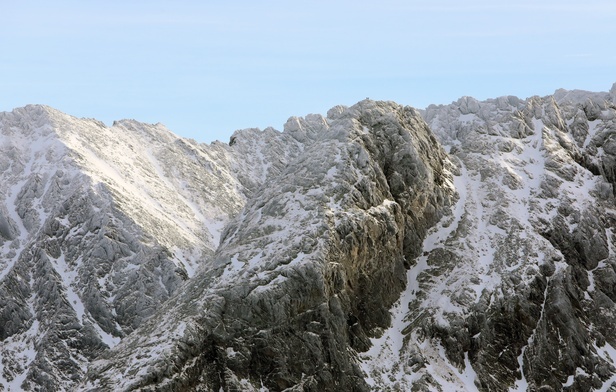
1 84 615 391
362 86 616 391
81 101 455 391
0 106 300 390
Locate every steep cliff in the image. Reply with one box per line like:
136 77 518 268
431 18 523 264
361 85 616 391
83 100 456 391
2 84 616 391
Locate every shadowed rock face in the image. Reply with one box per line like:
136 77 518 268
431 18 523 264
3 85 616 391
389 86 616 392
82 100 456 391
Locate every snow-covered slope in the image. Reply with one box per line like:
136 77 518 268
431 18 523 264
0 105 298 390
2 83 616 391
361 85 616 391
82 100 456 391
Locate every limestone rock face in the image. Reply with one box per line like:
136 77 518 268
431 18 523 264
360 86 616 391
0 105 296 390
82 100 456 391
3 84 616 391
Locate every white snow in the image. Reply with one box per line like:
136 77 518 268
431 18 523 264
583 119 601 148
594 341 616 391
2 91 616 390
52 253 121 348
460 352 480 389
53 253 85 321
220 254 244 281
0 286 40 391
360 91 616 390
0 141 50 280
172 248 196 277
458 113 477 123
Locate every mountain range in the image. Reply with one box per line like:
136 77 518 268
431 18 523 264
1 83 616 391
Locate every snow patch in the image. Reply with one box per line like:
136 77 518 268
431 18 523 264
360 162 466 387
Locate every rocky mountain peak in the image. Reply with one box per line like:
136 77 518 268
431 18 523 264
81 98 456 391
2 85 616 391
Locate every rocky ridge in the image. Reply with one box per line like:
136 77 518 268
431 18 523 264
0 105 300 390
361 84 616 391
1 83 616 391
82 100 456 391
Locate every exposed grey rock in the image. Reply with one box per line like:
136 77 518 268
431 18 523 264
0 104 289 390
0 210 14 241
362 85 616 391
3 84 616 391
82 100 456 391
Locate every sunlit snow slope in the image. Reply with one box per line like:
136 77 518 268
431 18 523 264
82 100 456 391
0 105 298 390
361 85 616 391
2 83 616 391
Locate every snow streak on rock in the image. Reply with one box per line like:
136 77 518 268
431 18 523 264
362 85 616 391
0 105 293 390
82 100 455 391
2 83 616 391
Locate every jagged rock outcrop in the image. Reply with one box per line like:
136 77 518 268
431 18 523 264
3 84 616 391
0 105 299 390
82 100 456 391
360 85 616 391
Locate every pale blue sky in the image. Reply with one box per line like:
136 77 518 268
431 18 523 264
2 0 615 142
